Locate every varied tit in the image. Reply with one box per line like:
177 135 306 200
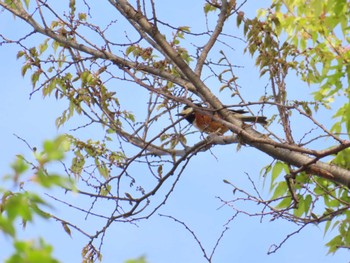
177 104 267 135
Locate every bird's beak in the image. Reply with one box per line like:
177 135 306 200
176 113 185 116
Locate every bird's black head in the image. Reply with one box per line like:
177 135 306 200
177 105 195 124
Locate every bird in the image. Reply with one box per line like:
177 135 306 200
177 104 267 135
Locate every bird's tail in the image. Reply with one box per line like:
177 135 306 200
240 116 267 125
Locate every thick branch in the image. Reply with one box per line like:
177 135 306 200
114 1 350 186
240 126 350 187
3 1 350 187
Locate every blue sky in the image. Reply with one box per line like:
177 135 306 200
0 1 349 262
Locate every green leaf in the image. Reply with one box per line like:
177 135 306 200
23 0 30 9
78 13 87 21
106 128 115 134
326 235 342 254
52 40 61 52
42 79 57 97
304 194 312 215
125 112 135 122
39 39 49 54
71 151 85 177
21 64 31 77
62 222 72 237
31 71 41 87
99 184 111 196
95 159 109 180
126 46 136 56
6 239 60 263
324 220 332 237
237 12 244 27
325 197 340 208
35 170 70 189
157 165 163 178
124 256 148 263
42 136 69 161
178 26 191 33
276 196 292 209
272 181 288 199
243 22 249 36
203 3 217 14
3 192 48 223
11 155 29 176
301 102 312 116
294 195 305 217
270 161 288 189
16 50 25 59
0 216 16 236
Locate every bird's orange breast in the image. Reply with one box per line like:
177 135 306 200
193 112 229 135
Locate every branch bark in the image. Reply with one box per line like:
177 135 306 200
112 0 350 187
2 1 350 188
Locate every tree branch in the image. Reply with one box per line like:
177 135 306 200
195 0 228 75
